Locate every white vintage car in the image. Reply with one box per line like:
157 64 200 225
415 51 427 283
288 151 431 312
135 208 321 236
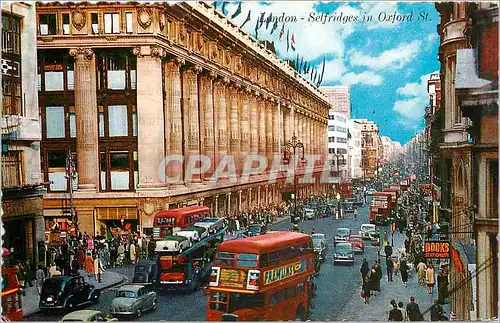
174 226 208 245
194 218 226 234
155 236 190 253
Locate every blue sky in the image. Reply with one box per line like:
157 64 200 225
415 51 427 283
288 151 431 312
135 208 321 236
217 1 440 144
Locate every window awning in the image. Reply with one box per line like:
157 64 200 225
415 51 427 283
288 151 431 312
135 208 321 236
455 49 492 90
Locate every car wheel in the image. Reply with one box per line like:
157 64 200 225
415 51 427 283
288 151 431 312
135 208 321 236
91 290 100 304
136 309 142 318
66 299 75 312
152 299 158 310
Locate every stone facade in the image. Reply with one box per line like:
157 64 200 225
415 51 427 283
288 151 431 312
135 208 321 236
36 2 330 237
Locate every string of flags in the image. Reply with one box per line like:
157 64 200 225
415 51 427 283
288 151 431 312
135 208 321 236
212 1 326 87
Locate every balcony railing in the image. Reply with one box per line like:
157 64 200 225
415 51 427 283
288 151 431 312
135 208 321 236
442 19 468 43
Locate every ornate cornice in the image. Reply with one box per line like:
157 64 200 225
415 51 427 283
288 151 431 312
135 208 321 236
189 64 203 74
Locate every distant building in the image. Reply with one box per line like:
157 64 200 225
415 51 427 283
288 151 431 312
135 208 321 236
320 86 351 119
327 111 349 181
380 136 402 165
353 119 381 180
347 119 363 179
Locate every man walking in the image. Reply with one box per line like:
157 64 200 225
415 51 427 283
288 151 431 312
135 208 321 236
406 296 422 321
35 264 46 295
360 258 369 282
386 256 394 282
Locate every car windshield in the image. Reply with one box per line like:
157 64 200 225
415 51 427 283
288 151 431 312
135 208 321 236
362 226 375 232
313 240 322 248
336 244 352 253
199 218 217 223
350 237 362 242
337 229 350 236
116 290 136 298
42 279 62 294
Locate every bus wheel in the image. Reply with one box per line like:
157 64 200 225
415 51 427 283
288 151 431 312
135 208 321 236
295 304 305 321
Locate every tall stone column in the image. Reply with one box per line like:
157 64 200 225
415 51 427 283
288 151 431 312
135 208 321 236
279 103 284 153
199 71 217 181
249 92 259 156
297 113 303 145
214 77 230 178
240 87 251 174
164 58 185 186
290 105 295 137
258 96 266 161
238 190 242 212
226 192 231 216
266 98 273 169
69 48 98 191
283 106 290 145
272 100 279 160
134 45 166 189
228 84 241 177
182 64 203 185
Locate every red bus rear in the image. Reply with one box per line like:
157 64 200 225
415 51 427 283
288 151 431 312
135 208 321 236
206 232 315 321
152 205 210 240
369 192 392 225
2 249 23 321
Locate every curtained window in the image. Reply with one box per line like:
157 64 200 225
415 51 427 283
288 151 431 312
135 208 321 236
107 56 126 90
46 106 65 138
44 71 64 91
110 151 129 190
104 13 120 34
108 105 128 137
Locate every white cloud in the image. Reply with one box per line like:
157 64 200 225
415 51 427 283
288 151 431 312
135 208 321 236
359 2 401 30
349 40 422 70
393 71 438 120
340 71 383 86
321 59 346 83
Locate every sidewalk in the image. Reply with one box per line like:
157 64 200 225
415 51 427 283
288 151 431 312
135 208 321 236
23 269 127 318
337 231 450 321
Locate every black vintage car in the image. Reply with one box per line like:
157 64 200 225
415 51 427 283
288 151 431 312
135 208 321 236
39 276 100 312
247 224 267 237
132 260 158 285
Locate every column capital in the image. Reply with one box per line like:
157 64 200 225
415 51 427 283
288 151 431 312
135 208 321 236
230 82 242 91
69 47 93 61
215 76 230 86
188 64 203 74
243 85 252 94
133 45 166 58
227 192 232 197
207 70 217 79
150 45 166 58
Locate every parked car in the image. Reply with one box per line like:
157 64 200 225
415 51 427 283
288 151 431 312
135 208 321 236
155 236 190 253
132 261 158 285
334 228 351 246
359 224 378 240
333 242 354 266
304 208 316 220
347 234 365 254
194 217 226 234
39 276 100 312
174 226 208 245
61 310 117 322
247 223 267 237
110 285 158 318
311 233 328 250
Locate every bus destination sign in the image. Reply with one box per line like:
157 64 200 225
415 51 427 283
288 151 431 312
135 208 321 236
263 260 307 285
219 269 246 288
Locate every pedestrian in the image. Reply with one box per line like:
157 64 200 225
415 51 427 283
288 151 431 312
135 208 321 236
84 252 94 278
130 241 136 265
398 301 407 321
417 260 426 285
70 257 80 276
35 264 46 295
400 257 409 287
117 243 125 266
94 256 103 283
386 257 394 282
369 268 379 296
426 263 435 294
388 300 397 318
437 269 449 304
360 258 369 282
362 275 371 304
388 303 403 321
49 262 60 277
430 300 445 321
406 296 423 321
375 261 382 289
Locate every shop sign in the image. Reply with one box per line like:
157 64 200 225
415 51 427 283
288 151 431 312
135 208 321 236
424 241 450 258
263 260 306 285
44 64 64 71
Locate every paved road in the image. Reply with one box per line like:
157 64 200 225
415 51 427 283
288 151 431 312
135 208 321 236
28 201 381 321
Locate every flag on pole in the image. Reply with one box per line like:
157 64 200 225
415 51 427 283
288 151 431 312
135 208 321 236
290 33 295 51
278 24 285 40
270 20 278 34
286 29 290 52
317 56 326 86
241 10 251 28
231 2 242 19
222 2 228 15
265 13 273 30
299 57 304 72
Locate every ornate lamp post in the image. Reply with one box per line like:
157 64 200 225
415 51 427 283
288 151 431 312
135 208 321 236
283 133 305 224
65 149 78 237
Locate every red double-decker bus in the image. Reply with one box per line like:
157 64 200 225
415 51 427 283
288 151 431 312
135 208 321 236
152 205 210 240
2 249 23 321
369 192 393 225
206 232 315 321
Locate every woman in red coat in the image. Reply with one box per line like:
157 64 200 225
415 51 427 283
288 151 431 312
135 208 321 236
77 248 85 268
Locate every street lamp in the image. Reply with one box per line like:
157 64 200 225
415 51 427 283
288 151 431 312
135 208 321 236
283 133 305 224
65 149 78 236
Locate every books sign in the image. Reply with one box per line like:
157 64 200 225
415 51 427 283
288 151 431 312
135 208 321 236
424 241 450 259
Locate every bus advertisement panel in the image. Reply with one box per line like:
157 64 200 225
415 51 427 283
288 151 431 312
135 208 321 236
206 232 315 321
369 192 392 225
152 205 209 240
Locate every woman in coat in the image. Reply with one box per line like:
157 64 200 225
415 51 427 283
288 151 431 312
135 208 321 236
400 258 409 287
84 252 94 278
94 256 103 283
426 263 435 294
369 268 379 296
362 275 371 304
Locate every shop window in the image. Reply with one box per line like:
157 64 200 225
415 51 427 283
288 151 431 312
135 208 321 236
2 14 21 55
110 151 129 190
45 106 65 138
48 150 67 191
104 13 120 34
39 14 57 35
1 151 22 188
125 13 133 33
100 152 107 191
328 137 334 143
107 56 126 90
2 79 22 116
91 13 99 34
62 13 70 34
108 105 128 136
328 126 334 131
